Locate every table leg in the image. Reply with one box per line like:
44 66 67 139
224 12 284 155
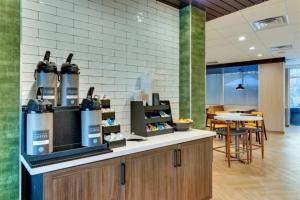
261 128 264 159
235 121 240 159
234 136 238 159
250 130 253 163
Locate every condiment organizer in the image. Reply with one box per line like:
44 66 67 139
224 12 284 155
101 99 126 148
130 100 174 137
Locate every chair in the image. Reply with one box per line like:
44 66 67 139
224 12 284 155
206 105 227 130
206 113 215 129
243 112 266 162
213 121 250 167
252 112 267 141
244 112 267 141
207 105 225 114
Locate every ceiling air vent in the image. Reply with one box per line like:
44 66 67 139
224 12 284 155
252 16 289 31
271 44 293 52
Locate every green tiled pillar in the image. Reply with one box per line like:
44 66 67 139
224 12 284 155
179 6 192 119
0 0 20 199
180 5 206 129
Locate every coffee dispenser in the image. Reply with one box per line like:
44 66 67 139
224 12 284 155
60 53 80 106
81 87 102 147
35 51 58 106
26 88 53 155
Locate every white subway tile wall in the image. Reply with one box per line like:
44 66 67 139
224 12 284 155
21 0 179 132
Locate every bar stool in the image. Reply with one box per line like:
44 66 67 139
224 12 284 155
243 112 266 162
213 121 250 167
244 112 267 142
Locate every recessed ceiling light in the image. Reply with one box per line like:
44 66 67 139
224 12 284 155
257 54 263 57
249 46 255 50
238 36 246 41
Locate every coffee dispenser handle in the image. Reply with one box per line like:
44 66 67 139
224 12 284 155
43 51 51 62
87 87 94 99
57 71 61 82
34 69 37 80
37 87 44 100
66 53 73 64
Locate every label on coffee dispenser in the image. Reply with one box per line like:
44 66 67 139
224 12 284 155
32 130 50 154
88 125 101 145
43 87 55 105
66 87 78 105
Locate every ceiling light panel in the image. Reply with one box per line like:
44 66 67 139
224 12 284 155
238 36 246 41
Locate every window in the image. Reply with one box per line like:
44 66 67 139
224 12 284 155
223 71 258 106
289 68 300 108
206 74 222 105
206 65 258 106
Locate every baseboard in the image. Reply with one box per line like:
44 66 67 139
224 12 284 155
266 130 285 134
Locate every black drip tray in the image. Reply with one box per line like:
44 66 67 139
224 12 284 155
22 143 112 168
127 138 147 142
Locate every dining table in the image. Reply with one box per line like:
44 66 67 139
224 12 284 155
214 112 263 161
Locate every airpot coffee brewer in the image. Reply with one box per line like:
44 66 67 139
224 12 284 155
60 53 80 106
81 87 102 147
35 51 59 106
26 88 53 155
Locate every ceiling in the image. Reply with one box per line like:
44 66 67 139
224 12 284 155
206 0 300 66
158 0 267 21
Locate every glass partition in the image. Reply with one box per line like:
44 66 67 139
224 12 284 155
224 71 258 106
206 74 222 105
206 65 258 107
289 68 300 126
289 68 300 108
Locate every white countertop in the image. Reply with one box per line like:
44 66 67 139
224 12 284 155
21 129 215 175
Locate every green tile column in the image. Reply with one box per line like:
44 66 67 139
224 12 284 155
0 0 20 199
180 5 206 129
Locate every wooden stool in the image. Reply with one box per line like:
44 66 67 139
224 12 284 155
213 122 250 167
243 127 264 163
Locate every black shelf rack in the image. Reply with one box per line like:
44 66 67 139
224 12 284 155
131 101 174 137
101 99 126 148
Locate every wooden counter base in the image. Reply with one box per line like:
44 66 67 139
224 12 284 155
22 137 213 200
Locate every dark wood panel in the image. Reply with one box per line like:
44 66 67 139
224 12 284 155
207 57 286 69
205 7 224 18
157 0 267 21
251 0 265 3
197 0 231 14
207 13 217 21
177 138 213 200
125 145 177 200
217 0 245 9
233 0 254 7
157 0 186 8
207 0 238 12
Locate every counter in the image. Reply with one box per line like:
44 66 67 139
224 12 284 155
21 129 215 175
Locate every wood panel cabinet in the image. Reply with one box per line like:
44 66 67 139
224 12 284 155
177 138 213 200
125 145 177 200
28 137 212 200
44 158 125 200
125 138 213 200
